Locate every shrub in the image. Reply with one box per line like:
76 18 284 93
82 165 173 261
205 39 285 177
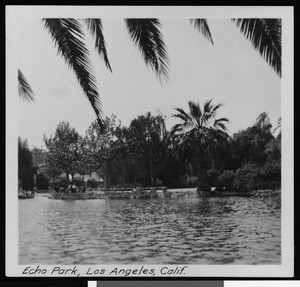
185 176 198 188
217 170 235 190
233 161 281 192
207 169 220 187
73 176 84 187
22 172 35 190
87 178 98 188
58 176 69 188
259 160 281 189
36 173 50 190
233 164 262 192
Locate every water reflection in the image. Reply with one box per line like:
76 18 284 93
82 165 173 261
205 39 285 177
19 192 281 264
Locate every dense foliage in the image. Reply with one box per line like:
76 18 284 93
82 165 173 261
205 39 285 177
18 138 35 190
36 173 50 190
44 122 83 183
23 105 280 192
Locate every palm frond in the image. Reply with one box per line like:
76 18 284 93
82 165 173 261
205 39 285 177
42 18 103 126
84 18 112 72
190 19 214 44
214 117 229 123
203 99 213 113
172 113 189 122
232 18 281 76
188 101 202 122
170 123 184 135
212 103 223 112
273 117 281 133
214 118 229 131
125 19 170 82
18 69 35 102
173 107 192 122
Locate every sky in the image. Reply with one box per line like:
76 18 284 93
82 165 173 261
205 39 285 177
17 17 281 149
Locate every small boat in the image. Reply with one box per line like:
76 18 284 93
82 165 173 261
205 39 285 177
18 191 35 199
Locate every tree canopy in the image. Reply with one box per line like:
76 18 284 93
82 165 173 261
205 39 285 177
44 122 83 182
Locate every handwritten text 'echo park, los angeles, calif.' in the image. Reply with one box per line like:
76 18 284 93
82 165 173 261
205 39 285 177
22 265 189 277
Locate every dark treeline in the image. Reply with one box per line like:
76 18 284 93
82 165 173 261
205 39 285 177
18 138 35 190
19 102 281 193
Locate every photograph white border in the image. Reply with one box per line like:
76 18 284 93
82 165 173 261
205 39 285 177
6 5 294 277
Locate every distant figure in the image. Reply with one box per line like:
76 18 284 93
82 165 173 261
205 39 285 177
150 187 158 198
66 184 71 194
162 186 172 197
81 183 87 193
71 183 77 193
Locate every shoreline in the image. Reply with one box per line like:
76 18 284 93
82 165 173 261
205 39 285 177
36 188 281 200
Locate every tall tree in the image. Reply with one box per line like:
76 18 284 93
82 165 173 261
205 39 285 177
171 99 229 193
232 112 274 166
44 122 83 183
84 115 123 190
18 137 35 190
125 112 169 185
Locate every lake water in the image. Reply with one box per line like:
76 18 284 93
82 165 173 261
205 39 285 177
19 190 281 265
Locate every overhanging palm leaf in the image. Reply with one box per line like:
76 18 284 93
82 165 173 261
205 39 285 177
42 18 103 128
84 18 112 72
18 69 35 102
190 19 214 44
232 19 281 76
125 19 170 82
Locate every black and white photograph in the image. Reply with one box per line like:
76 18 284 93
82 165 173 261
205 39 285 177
6 6 294 277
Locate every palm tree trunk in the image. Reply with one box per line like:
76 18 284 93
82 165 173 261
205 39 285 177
103 161 109 192
197 167 211 196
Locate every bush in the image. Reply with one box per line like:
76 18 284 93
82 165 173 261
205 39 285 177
185 176 198 188
207 169 220 187
233 161 281 192
259 160 281 189
21 172 35 190
217 170 235 190
233 164 262 192
87 178 99 188
58 176 69 188
73 176 84 187
36 173 50 190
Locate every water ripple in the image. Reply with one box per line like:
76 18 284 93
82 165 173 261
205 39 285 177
19 192 281 265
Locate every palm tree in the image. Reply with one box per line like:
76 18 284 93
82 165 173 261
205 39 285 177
171 99 229 194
